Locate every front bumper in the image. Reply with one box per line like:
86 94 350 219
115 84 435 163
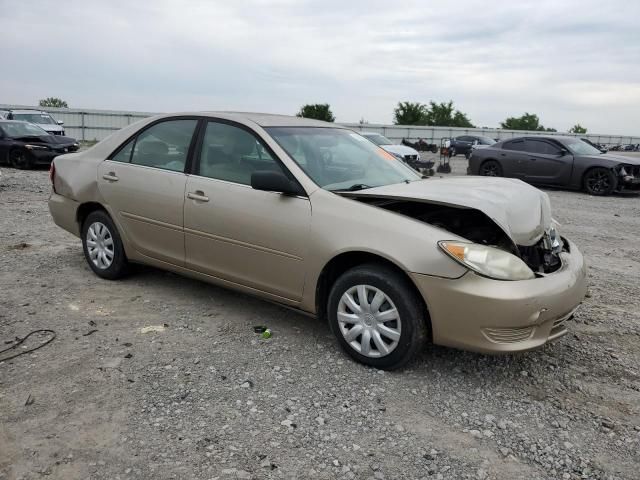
28 148 74 165
410 240 588 353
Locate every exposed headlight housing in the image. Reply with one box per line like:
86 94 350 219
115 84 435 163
438 241 535 281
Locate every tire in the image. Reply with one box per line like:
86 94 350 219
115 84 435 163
583 167 617 196
81 210 129 279
9 149 32 169
479 159 503 177
430 145 438 153
327 264 428 370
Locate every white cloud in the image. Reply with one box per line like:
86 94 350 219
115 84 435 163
0 0 638 134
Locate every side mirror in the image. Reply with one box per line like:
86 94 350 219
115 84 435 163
251 171 305 196
559 148 568 156
57 120 64 125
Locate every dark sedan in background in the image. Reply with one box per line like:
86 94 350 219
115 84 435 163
0 120 79 169
450 135 496 158
468 135 640 195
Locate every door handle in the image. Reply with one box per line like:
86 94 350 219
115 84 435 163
530 158 537 161
500 153 506 156
187 191 209 202
102 172 119 182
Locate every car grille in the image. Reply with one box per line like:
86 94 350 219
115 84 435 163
482 326 534 344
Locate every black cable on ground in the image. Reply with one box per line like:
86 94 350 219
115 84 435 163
0 329 56 362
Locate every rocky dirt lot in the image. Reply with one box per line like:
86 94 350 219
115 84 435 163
1 158 639 480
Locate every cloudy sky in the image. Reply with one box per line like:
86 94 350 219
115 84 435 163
1 0 639 134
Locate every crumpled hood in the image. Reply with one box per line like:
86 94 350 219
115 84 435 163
347 176 552 246
381 144 419 157
587 153 640 166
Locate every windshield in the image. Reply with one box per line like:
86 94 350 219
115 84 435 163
565 138 602 155
362 133 393 146
477 136 496 145
1 122 49 137
266 127 420 191
12 113 56 125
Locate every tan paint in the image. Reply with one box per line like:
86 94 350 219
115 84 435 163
49 112 588 355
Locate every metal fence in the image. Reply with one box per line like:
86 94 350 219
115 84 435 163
2 103 639 146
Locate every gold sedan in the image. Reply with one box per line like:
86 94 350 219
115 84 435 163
49 113 587 369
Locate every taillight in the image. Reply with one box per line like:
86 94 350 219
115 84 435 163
49 161 56 193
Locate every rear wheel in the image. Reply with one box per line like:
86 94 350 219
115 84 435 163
81 210 129 279
9 149 31 169
327 264 428 370
479 159 503 177
583 167 617 196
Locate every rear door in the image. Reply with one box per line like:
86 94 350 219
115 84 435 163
498 139 528 178
523 139 573 185
183 120 311 301
97 118 199 266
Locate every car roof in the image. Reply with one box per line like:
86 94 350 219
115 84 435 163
161 111 343 128
9 109 49 114
504 135 576 142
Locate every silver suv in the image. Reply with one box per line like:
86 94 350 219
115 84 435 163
7 109 65 135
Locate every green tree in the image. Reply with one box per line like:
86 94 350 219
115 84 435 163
425 101 475 128
393 101 428 125
39 97 68 108
296 103 335 122
500 112 555 132
568 124 587 134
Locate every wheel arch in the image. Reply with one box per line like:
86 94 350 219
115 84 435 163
76 201 109 228
314 250 432 339
581 165 619 193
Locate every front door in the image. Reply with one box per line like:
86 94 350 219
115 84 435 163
97 118 199 265
523 139 573 185
184 120 311 301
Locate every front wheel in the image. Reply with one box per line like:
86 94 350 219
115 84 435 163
9 149 31 169
81 210 129 279
327 264 428 370
479 159 503 177
583 167 617 196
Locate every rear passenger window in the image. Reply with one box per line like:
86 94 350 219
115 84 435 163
129 119 197 172
112 138 134 163
197 121 285 185
502 140 526 151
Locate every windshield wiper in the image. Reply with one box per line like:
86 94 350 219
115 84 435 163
338 183 373 192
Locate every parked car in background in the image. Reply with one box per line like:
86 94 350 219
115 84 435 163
468 135 640 195
449 135 496 158
7 109 66 135
361 132 434 173
49 112 587 369
0 110 10 119
581 138 607 153
401 138 439 153
0 120 78 169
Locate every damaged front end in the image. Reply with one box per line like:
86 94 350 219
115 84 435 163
348 196 566 276
616 164 640 191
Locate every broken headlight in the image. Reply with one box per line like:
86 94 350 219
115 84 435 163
438 241 535 281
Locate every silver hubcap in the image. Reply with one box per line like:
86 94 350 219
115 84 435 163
86 222 114 269
337 285 401 358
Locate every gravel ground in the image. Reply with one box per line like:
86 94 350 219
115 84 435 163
1 156 639 480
